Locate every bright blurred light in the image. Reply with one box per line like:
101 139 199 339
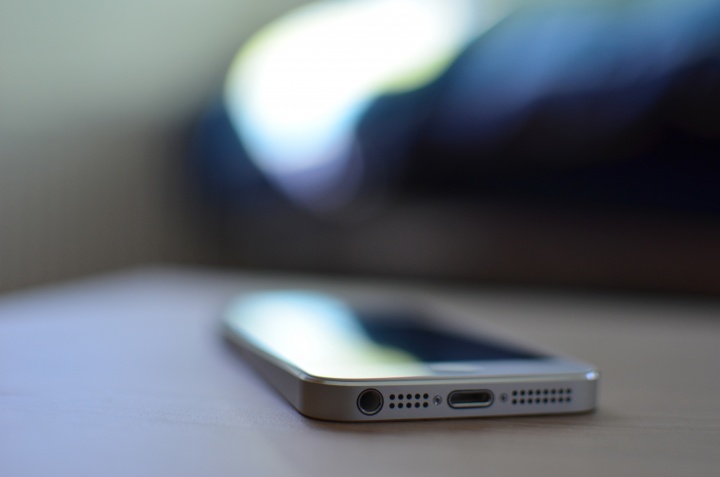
225 0 489 212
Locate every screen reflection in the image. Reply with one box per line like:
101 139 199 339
225 291 542 379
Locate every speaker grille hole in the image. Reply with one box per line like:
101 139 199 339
386 391 430 410
510 387 574 405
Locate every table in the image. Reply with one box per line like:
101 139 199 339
2 267 718 476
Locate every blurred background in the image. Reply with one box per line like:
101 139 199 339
0 0 308 292
2 0 719 295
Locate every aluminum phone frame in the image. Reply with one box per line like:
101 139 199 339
223 320 599 422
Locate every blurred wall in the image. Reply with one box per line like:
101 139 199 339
0 0 309 292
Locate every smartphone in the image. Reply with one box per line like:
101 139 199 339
223 290 599 422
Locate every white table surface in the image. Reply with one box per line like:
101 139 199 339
1 267 719 476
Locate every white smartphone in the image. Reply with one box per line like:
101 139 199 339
223 290 599 422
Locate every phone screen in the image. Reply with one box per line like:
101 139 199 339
357 311 542 362
227 291 545 378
